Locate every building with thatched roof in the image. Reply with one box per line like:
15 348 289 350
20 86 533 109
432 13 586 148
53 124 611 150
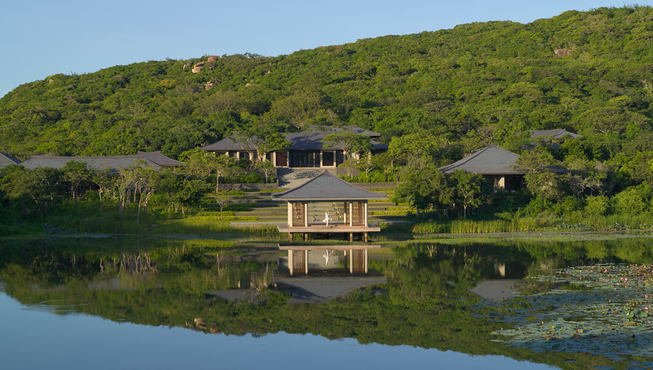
202 125 387 168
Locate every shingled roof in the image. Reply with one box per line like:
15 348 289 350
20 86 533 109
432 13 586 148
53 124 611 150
0 152 20 169
135 151 182 167
529 128 581 139
439 145 525 175
20 152 180 172
271 172 386 201
201 125 387 152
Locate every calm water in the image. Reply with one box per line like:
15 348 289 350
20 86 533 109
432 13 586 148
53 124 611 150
1 236 652 369
0 293 549 370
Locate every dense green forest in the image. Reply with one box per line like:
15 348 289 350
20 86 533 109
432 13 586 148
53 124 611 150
1 7 651 160
0 6 652 231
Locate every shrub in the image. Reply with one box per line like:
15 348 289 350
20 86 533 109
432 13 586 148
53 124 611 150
613 184 652 215
584 195 610 216
555 196 584 216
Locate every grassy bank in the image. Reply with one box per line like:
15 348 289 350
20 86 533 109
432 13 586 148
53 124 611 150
0 199 278 238
381 213 653 235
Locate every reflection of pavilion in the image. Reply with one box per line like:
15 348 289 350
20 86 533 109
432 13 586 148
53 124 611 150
271 172 385 242
279 244 381 276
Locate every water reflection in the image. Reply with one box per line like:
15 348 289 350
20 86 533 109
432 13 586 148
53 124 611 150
0 236 652 368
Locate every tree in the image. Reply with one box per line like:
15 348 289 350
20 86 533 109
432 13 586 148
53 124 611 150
179 148 238 192
254 160 276 183
117 164 158 224
233 120 290 162
213 154 238 192
394 157 451 215
92 169 115 211
322 132 373 161
62 161 92 203
207 191 230 218
517 148 568 201
451 170 485 219
178 148 213 179
0 167 63 216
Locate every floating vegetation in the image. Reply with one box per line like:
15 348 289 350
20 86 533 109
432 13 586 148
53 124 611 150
493 264 653 365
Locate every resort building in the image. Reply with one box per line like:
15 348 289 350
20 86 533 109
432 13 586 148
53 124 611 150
529 128 581 139
271 171 384 242
0 152 20 169
201 125 387 168
20 151 181 172
439 145 525 191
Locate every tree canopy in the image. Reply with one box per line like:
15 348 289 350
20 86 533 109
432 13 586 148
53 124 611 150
0 7 650 167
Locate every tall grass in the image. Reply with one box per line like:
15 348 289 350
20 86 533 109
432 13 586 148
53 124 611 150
412 218 554 234
410 213 653 235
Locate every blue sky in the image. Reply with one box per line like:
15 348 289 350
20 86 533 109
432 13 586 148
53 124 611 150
1 0 651 97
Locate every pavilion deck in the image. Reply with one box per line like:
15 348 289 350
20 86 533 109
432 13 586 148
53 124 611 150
277 224 380 233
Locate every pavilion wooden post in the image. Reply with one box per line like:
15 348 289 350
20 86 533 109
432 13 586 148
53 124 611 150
349 249 353 274
364 249 368 274
288 250 294 276
304 250 309 275
349 203 353 227
288 202 293 241
304 202 308 241
349 201 354 242
364 201 369 243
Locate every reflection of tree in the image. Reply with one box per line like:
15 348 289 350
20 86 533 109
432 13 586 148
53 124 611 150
0 238 650 369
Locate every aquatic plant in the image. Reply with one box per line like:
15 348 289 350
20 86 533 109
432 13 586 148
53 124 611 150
494 264 653 365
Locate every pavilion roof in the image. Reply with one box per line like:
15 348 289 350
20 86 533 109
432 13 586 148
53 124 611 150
271 171 385 201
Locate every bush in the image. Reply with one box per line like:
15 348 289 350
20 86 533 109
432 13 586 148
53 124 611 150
523 196 553 216
554 196 584 216
613 184 652 215
585 195 610 216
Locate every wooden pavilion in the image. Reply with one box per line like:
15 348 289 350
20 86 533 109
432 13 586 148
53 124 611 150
271 171 384 242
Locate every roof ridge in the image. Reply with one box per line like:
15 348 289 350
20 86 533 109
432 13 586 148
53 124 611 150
272 171 384 200
441 145 492 171
273 171 331 198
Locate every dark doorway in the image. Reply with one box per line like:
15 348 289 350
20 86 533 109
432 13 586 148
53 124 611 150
322 151 334 166
275 151 288 166
289 151 320 167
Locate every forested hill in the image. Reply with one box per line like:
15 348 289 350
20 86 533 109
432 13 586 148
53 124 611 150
0 6 651 160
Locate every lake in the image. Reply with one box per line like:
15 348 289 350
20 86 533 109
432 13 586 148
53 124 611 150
0 235 651 369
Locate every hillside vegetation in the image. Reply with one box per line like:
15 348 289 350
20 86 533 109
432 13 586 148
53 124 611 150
0 7 650 162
